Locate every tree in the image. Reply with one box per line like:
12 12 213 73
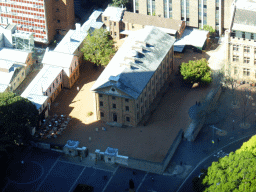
200 25 215 36
111 0 129 7
236 135 256 156
81 28 116 67
199 135 256 192
202 151 256 192
0 92 39 151
180 58 212 85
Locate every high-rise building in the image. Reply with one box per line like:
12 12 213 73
0 0 75 44
225 0 256 83
132 0 234 36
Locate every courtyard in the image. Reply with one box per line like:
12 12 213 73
38 46 216 163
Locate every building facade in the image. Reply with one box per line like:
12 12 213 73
224 0 256 83
133 0 234 36
0 0 75 44
91 26 175 127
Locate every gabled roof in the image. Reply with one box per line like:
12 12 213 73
122 11 183 32
21 65 62 110
91 26 175 99
42 50 74 68
102 6 125 21
54 10 103 55
0 47 30 64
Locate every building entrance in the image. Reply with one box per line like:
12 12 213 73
113 113 117 122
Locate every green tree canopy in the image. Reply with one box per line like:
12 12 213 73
236 135 256 157
0 92 39 151
180 58 212 85
81 28 116 67
202 151 256 192
111 0 129 7
200 25 216 36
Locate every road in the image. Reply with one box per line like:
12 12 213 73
176 132 256 192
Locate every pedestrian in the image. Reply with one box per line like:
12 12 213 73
77 86 79 91
129 179 135 189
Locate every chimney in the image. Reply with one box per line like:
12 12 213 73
75 23 81 32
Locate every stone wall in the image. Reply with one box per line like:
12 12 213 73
184 84 222 141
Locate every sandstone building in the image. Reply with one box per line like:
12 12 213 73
91 26 175 127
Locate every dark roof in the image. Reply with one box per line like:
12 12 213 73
122 11 184 31
233 9 256 27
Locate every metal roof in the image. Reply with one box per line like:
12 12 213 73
21 65 62 109
174 27 209 52
102 6 125 21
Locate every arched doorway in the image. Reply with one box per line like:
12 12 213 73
113 113 117 122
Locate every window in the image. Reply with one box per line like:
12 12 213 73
114 22 116 26
113 104 116 109
181 17 184 20
199 20 202 23
53 83 55 88
233 55 239 62
126 106 129 111
45 92 48 96
57 20 60 23
254 59 256 65
112 96 116 100
22 72 24 76
114 32 116 36
137 104 139 109
100 101 103 106
243 68 250 76
243 57 250 64
56 8 59 12
216 7 219 10
254 48 256 54
100 112 104 117
60 74 62 79
99 94 103 97
186 18 190 21
251 33 254 40
203 5 207 8
203 13 207 16
125 99 129 102
242 32 245 39
71 67 72 73
141 98 143 102
132 24 134 29
56 78 58 84
111 88 115 92
233 44 239 51
126 117 130 122
104 17 107 21
49 88 51 93
244 46 250 53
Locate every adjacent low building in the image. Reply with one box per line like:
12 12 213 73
0 47 32 92
225 0 256 83
102 6 185 40
91 26 176 127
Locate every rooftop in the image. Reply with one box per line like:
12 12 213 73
42 50 74 69
0 47 30 64
236 0 256 11
21 65 62 109
54 10 103 55
102 6 125 21
122 11 183 33
91 26 176 99
174 27 209 52
233 8 256 31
